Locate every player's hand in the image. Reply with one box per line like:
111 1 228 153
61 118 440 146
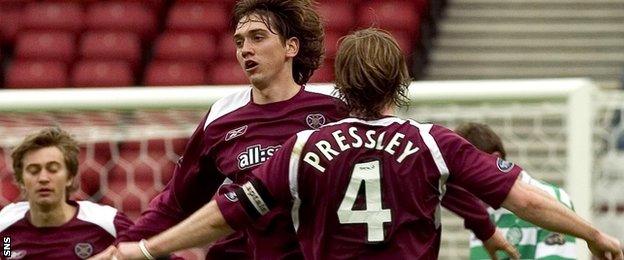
87 245 117 260
114 242 145 260
482 228 520 260
587 232 623 260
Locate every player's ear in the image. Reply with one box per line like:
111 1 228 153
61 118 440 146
492 151 503 158
66 175 75 188
285 37 299 58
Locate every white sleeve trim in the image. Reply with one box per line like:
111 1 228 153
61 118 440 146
408 121 450 228
0 202 29 233
76 201 118 237
288 129 315 232
204 88 251 130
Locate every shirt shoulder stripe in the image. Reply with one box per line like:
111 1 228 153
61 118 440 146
408 121 450 228
204 88 251 130
303 85 339 98
0 202 29 233
76 200 119 237
323 116 406 128
289 129 315 231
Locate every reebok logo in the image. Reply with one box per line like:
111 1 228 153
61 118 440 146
225 125 248 141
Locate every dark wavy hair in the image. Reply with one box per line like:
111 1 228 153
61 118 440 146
334 28 410 119
233 0 325 85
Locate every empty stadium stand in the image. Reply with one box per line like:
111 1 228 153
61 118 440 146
426 0 624 88
0 0 430 88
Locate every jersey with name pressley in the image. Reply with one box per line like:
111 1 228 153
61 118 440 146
217 117 523 260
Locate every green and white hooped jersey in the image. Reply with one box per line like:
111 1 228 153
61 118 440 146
469 172 577 260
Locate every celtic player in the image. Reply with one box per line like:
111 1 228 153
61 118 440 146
456 122 577 260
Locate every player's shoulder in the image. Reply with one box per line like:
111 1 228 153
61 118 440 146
75 200 121 237
204 88 252 129
302 85 341 100
0 201 29 233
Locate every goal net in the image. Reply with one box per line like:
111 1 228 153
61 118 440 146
0 79 617 260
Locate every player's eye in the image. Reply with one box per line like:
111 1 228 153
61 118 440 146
45 162 61 173
25 164 42 175
234 39 244 48
253 34 264 41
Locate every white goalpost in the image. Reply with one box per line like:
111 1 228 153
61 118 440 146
0 78 606 260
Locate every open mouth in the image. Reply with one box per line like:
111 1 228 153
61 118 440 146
244 60 259 71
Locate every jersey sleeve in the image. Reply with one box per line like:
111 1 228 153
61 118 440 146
117 113 226 242
442 184 495 241
113 211 134 238
216 137 296 230
432 125 522 209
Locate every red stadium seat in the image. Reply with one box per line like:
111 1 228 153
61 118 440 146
324 30 344 60
206 60 248 85
317 2 355 32
0 7 22 44
123 0 165 13
6 61 68 88
166 2 228 33
153 32 217 63
78 165 102 197
172 137 189 155
0 0 31 8
217 32 237 60
15 31 76 63
357 1 421 32
308 62 334 83
86 2 156 41
144 61 206 86
1 178 20 203
71 60 134 87
79 31 142 68
21 2 84 33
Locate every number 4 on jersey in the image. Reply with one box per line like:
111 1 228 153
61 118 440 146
337 160 392 242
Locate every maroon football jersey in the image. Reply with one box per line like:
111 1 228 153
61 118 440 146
0 200 132 260
217 116 523 259
117 86 349 258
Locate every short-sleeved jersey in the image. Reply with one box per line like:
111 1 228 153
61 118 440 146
217 116 523 259
118 86 349 259
0 200 133 260
470 172 577 260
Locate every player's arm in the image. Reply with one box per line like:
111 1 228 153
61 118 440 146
116 113 225 242
442 184 495 240
443 184 519 259
108 137 299 260
502 179 622 259
432 126 622 259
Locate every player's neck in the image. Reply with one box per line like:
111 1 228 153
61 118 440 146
349 106 396 119
29 201 76 227
251 73 300 104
